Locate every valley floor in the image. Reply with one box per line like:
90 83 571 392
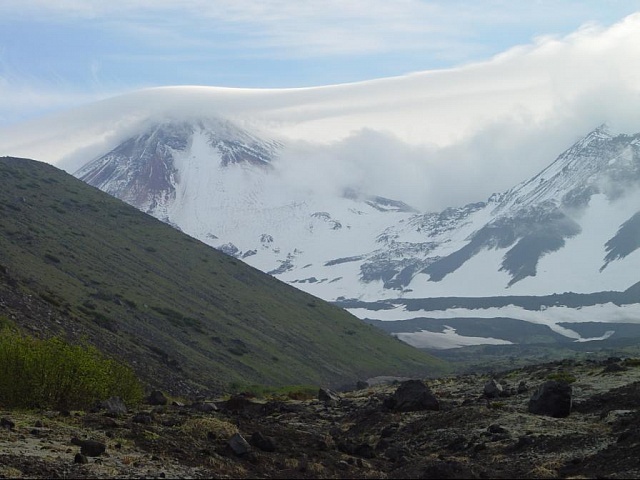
2 357 640 479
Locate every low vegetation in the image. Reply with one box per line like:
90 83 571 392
0 322 143 410
0 157 447 394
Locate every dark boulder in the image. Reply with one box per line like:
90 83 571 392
483 379 504 398
384 379 439 412
71 437 106 457
318 388 340 403
229 433 251 456
528 380 572 418
147 390 168 406
1 417 15 430
250 431 276 452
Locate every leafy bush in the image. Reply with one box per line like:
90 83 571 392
0 329 143 410
229 382 318 400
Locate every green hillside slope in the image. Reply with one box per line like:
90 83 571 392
0 157 447 395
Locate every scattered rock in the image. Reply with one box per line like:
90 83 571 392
528 380 572 418
70 437 106 457
97 396 128 416
147 390 168 406
229 433 251 456
384 379 439 412
517 380 528 394
1 417 15 430
483 378 504 398
133 412 154 424
250 431 276 452
421 460 481 479
355 380 369 390
318 388 340 403
191 401 218 413
602 363 626 374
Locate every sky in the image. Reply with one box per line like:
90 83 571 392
2 1 640 126
2 2 640 212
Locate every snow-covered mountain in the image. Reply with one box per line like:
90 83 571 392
70 118 640 348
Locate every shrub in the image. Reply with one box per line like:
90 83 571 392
546 371 577 384
0 329 143 410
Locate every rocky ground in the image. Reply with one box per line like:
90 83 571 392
2 356 640 479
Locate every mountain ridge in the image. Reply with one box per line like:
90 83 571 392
65 120 640 350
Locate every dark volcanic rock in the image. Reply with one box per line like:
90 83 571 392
250 431 276 452
385 379 439 412
528 380 572 418
1 417 15 430
318 388 340 403
483 378 504 398
229 433 251 456
71 437 106 457
147 390 168 406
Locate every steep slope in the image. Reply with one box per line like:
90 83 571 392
0 156 447 395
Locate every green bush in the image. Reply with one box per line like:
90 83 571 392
0 329 143 410
547 371 577 384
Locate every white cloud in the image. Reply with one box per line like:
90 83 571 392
3 12 640 212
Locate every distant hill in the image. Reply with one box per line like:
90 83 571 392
0 157 447 396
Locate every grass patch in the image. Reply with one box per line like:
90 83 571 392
546 371 577 384
229 383 318 400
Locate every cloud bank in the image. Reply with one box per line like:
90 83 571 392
2 13 640 211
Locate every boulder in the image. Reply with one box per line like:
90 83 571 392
229 433 251 456
250 431 276 452
385 379 439 412
318 388 340 403
483 379 504 398
1 417 15 430
71 437 106 457
97 396 127 416
528 380 572 418
147 390 168 406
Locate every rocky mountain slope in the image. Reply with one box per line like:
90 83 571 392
0 156 446 395
2 356 640 479
72 120 640 349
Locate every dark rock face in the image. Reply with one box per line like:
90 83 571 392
528 381 572 418
385 380 439 412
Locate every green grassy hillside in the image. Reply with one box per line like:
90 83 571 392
0 157 448 395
